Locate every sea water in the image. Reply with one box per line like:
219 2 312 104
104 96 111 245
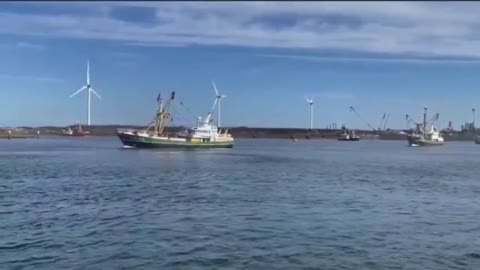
1 137 480 269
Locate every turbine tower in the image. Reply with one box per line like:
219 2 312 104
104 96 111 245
69 60 102 126
212 80 226 128
305 96 314 130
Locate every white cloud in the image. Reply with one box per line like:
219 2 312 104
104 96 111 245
255 53 480 64
0 41 44 50
1 2 480 57
314 91 355 99
0 74 63 83
108 51 144 61
16 41 44 50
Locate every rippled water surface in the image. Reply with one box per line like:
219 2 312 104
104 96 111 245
2 136 480 269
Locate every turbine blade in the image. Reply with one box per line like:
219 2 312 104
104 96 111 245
69 86 87 98
90 88 102 100
87 60 90 85
212 80 219 96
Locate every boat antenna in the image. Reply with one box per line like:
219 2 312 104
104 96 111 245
423 106 428 131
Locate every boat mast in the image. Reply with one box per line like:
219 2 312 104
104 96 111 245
159 95 164 113
423 106 427 132
155 91 176 135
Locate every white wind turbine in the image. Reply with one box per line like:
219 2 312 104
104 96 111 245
305 96 314 130
212 80 226 128
69 60 102 126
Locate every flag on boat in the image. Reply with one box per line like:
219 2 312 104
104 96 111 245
157 93 161 102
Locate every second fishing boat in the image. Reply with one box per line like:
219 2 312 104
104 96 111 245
406 107 444 147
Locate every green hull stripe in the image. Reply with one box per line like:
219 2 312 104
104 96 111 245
118 134 234 148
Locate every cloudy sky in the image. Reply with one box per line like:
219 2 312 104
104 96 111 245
1 1 480 129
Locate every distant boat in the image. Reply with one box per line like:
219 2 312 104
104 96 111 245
475 135 480 144
61 124 90 137
407 107 444 146
338 129 360 141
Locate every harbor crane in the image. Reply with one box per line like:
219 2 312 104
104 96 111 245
377 113 390 131
349 106 390 133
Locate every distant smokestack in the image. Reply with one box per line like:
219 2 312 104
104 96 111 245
473 108 476 130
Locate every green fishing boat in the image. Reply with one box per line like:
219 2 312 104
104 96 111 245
117 90 234 149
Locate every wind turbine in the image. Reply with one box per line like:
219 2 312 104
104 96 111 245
305 96 314 130
69 60 102 126
212 80 226 128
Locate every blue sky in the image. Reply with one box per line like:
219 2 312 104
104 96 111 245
1 1 480 129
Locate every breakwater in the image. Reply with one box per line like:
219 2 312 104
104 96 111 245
1 126 478 141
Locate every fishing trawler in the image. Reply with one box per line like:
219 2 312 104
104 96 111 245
407 107 444 146
61 123 90 137
338 128 360 141
117 91 234 149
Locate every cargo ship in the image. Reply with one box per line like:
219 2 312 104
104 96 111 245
117 91 234 149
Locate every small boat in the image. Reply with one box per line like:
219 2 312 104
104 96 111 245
117 91 234 149
338 129 360 141
407 107 444 146
61 124 90 137
474 135 480 144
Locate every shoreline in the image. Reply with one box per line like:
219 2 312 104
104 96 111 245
1 126 477 141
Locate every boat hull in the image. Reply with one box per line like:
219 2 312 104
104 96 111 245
61 133 88 137
117 132 234 149
338 137 360 141
407 135 444 146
